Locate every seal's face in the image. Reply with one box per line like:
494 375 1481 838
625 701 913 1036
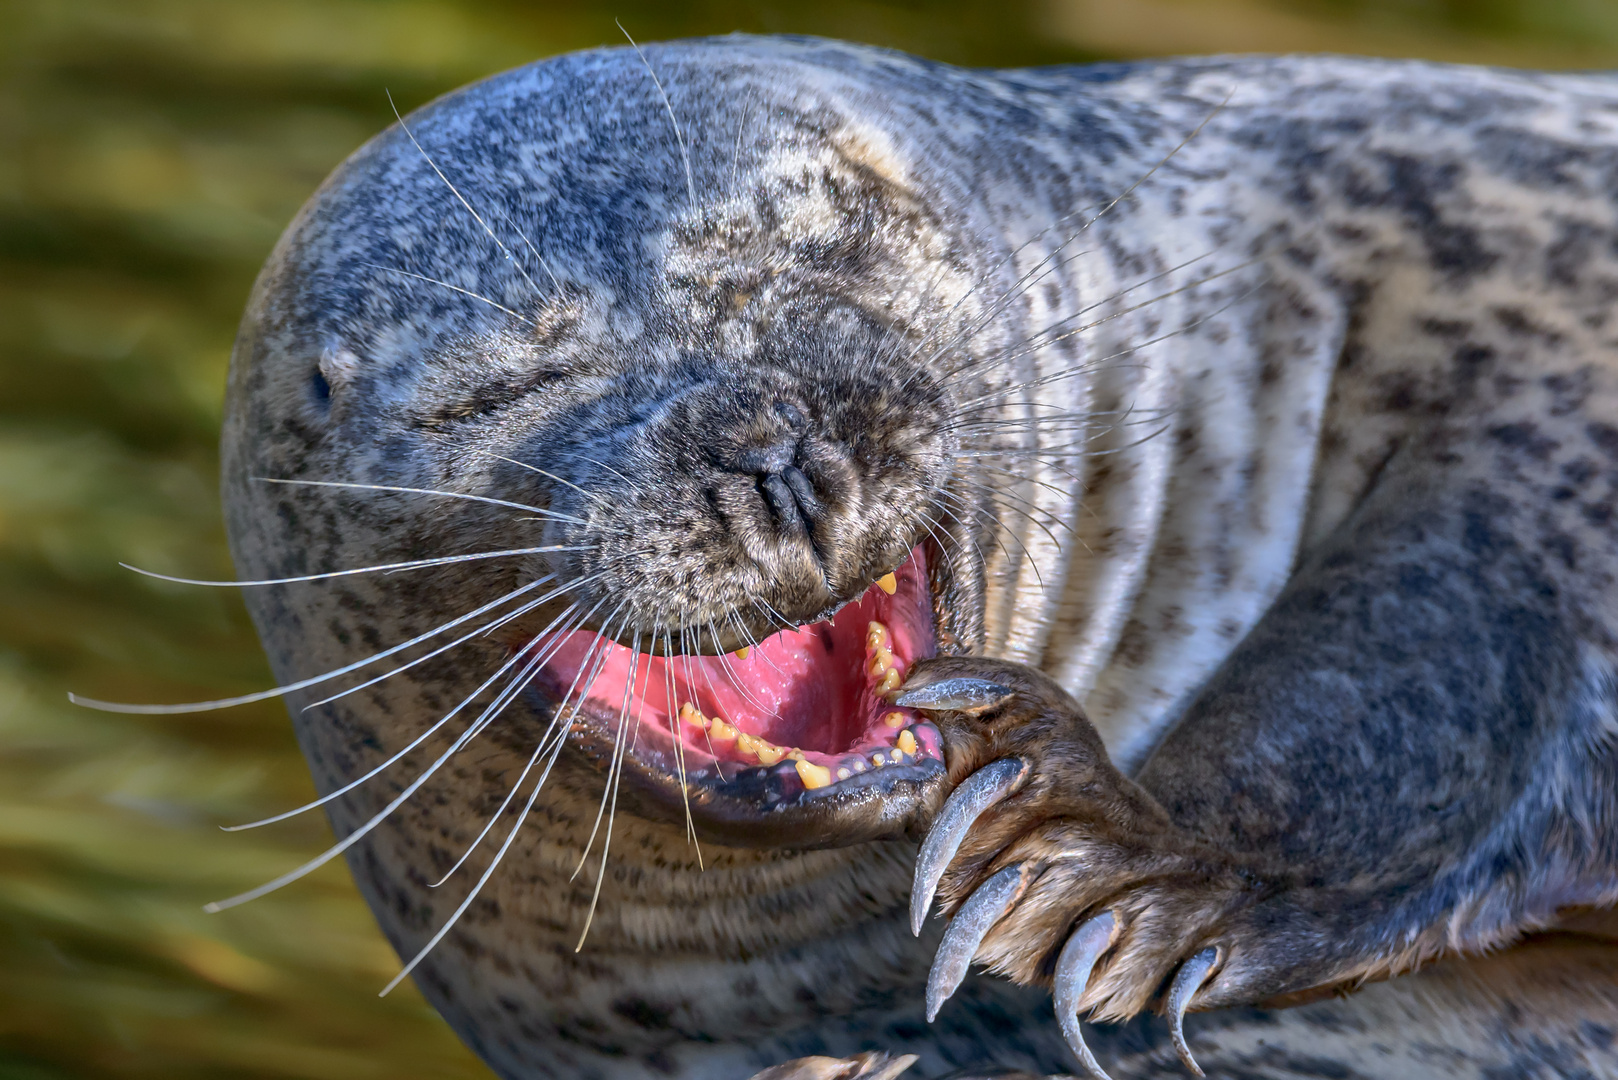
286 114 995 848
406 285 966 845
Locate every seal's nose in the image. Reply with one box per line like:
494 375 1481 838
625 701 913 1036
729 402 825 535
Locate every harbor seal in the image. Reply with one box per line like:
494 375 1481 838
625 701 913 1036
183 35 1618 1079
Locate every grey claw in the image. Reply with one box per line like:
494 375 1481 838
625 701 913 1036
1053 911 1118 1080
892 676 1015 712
1167 947 1218 1078
911 757 1029 935
925 864 1027 1021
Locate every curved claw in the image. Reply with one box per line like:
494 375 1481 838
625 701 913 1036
1167 947 1218 1078
911 757 1029 935
1052 911 1118 1080
892 676 1015 713
925 864 1027 1021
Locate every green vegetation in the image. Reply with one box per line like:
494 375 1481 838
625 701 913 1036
1 1 1613 1076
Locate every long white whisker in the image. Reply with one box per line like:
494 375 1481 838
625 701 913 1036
618 22 696 208
377 687 574 998
297 572 600 711
254 477 581 522
122 545 578 588
575 631 643 949
574 629 640 880
360 263 534 326
386 90 546 302
481 453 610 507
203 635 554 912
952 260 1258 399
227 594 587 832
661 627 701 862
955 277 1264 412
69 575 554 714
427 602 598 884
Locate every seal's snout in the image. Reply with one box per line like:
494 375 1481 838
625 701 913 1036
722 399 828 537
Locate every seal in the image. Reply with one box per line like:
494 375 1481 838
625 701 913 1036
128 35 1618 1079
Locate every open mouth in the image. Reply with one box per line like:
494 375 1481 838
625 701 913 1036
531 547 946 841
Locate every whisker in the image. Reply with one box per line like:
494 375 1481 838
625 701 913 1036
377 678 579 997
203 628 563 913
122 545 578 588
955 276 1264 413
253 476 582 522
575 629 646 950
360 263 534 326
481 452 610 507
227 595 589 833
936 489 1046 593
659 627 700 859
426 602 597 884
69 574 556 714
297 572 601 711
915 91 1232 380
573 628 640 880
385 90 547 302
952 260 1259 400
618 22 696 207
708 618 775 717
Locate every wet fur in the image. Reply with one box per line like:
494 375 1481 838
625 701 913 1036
221 38 1618 1079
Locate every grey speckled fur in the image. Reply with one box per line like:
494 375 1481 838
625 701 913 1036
222 37 1618 1079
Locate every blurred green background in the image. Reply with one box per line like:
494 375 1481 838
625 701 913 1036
3 1 1617 1077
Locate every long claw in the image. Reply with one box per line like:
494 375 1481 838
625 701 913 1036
910 757 1029 935
1053 911 1117 1080
892 676 1015 712
925 864 1027 1021
1167 947 1218 1078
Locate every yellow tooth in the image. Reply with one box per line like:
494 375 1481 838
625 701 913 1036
871 752 886 767
736 646 750 660
756 745 786 766
884 711 906 729
867 620 890 646
679 702 709 728
795 758 832 789
709 717 735 740
735 732 758 756
876 572 897 595
897 729 917 756
868 648 894 679
877 668 902 695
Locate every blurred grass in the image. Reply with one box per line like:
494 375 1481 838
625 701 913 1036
1 1 1615 1077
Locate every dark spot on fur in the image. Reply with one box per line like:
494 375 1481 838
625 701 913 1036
1586 422 1618 459
1487 422 1558 461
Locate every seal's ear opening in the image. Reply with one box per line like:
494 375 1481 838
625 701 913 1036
313 344 360 409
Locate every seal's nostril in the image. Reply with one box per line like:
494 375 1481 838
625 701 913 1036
760 466 823 533
781 465 823 520
774 400 807 429
761 472 803 531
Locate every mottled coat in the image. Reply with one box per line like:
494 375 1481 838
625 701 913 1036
222 38 1618 1079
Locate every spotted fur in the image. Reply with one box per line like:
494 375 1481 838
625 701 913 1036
223 38 1618 1079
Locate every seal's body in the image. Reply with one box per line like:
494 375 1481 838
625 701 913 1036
221 39 1618 1078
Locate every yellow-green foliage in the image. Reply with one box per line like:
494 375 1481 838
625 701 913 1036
2 1 1614 1076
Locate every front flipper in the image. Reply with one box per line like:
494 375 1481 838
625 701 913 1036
898 658 1276 1078
902 440 1618 1079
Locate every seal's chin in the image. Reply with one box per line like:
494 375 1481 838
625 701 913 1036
532 547 948 847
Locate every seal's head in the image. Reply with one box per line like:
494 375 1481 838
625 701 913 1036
226 41 1010 854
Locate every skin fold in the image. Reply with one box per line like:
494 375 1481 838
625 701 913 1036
214 37 1618 1079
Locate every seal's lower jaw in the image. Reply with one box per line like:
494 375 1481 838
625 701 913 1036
531 548 948 847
